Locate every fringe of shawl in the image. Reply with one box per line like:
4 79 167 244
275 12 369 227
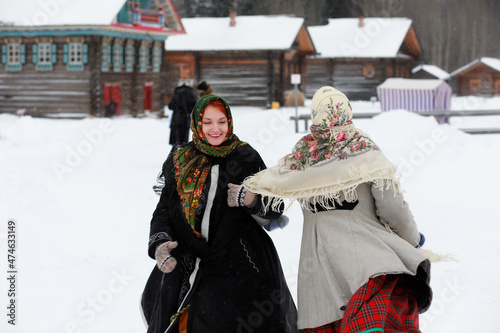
243 150 401 214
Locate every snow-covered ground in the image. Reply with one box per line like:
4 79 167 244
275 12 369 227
1 96 499 332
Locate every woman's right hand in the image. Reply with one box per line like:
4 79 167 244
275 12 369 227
155 241 178 273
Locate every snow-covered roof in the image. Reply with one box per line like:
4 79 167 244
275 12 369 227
0 0 125 26
378 78 448 90
412 64 450 80
166 15 304 51
450 57 500 77
308 17 413 58
482 57 500 71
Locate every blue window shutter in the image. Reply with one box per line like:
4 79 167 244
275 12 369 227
83 43 89 64
20 44 26 64
63 44 68 64
107 44 111 64
51 44 57 64
32 44 38 64
118 45 123 65
1 45 6 64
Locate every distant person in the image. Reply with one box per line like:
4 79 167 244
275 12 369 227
196 81 212 98
104 101 117 118
242 86 432 333
168 85 197 145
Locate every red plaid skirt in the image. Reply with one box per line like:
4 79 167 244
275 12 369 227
303 274 420 333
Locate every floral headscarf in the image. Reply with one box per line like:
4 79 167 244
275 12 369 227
173 94 245 237
283 86 379 171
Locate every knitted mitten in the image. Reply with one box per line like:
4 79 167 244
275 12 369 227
155 241 178 273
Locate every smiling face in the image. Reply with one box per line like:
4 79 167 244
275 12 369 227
202 104 228 146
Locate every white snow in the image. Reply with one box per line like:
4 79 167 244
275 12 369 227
1 96 500 332
481 57 500 72
308 17 413 58
166 15 305 51
378 78 448 90
412 65 450 80
0 0 126 26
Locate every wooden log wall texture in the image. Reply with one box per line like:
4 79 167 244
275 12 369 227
0 72 91 115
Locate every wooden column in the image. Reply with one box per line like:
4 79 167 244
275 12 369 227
89 36 103 117
130 40 140 117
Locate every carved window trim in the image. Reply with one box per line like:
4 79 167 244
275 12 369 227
363 64 376 79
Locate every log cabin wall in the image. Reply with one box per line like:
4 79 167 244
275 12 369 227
95 39 166 116
332 60 382 101
101 72 164 115
1 35 166 116
165 50 299 107
304 58 333 97
0 36 92 115
304 58 413 100
454 64 500 96
199 51 278 107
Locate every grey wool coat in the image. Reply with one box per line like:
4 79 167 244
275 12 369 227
297 182 432 329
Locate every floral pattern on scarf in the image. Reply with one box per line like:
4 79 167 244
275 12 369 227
173 94 245 238
311 98 352 127
283 99 379 171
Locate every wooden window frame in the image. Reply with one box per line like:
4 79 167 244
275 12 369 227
363 64 376 79
4 41 24 72
469 79 481 94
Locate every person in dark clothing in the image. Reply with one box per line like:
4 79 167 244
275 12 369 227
141 94 299 333
196 81 213 98
168 85 197 145
105 101 117 117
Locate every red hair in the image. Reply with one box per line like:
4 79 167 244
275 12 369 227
205 100 227 116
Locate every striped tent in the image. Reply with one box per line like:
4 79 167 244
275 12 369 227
377 78 452 112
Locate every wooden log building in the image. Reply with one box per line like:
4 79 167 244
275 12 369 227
448 57 500 96
305 17 422 100
164 14 316 107
0 0 184 116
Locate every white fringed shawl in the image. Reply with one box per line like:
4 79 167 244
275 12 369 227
243 149 401 212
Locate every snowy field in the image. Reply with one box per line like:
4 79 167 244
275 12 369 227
1 96 499 332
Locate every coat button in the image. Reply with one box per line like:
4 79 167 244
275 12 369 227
340 305 346 311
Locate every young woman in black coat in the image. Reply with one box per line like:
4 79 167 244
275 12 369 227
141 94 299 333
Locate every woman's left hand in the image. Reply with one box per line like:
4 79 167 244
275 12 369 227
227 183 256 207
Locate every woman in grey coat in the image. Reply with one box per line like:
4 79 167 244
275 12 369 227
241 86 432 332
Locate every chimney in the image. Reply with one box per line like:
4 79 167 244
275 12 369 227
358 16 364 27
229 11 236 27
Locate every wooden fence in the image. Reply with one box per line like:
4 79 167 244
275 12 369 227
291 109 500 134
